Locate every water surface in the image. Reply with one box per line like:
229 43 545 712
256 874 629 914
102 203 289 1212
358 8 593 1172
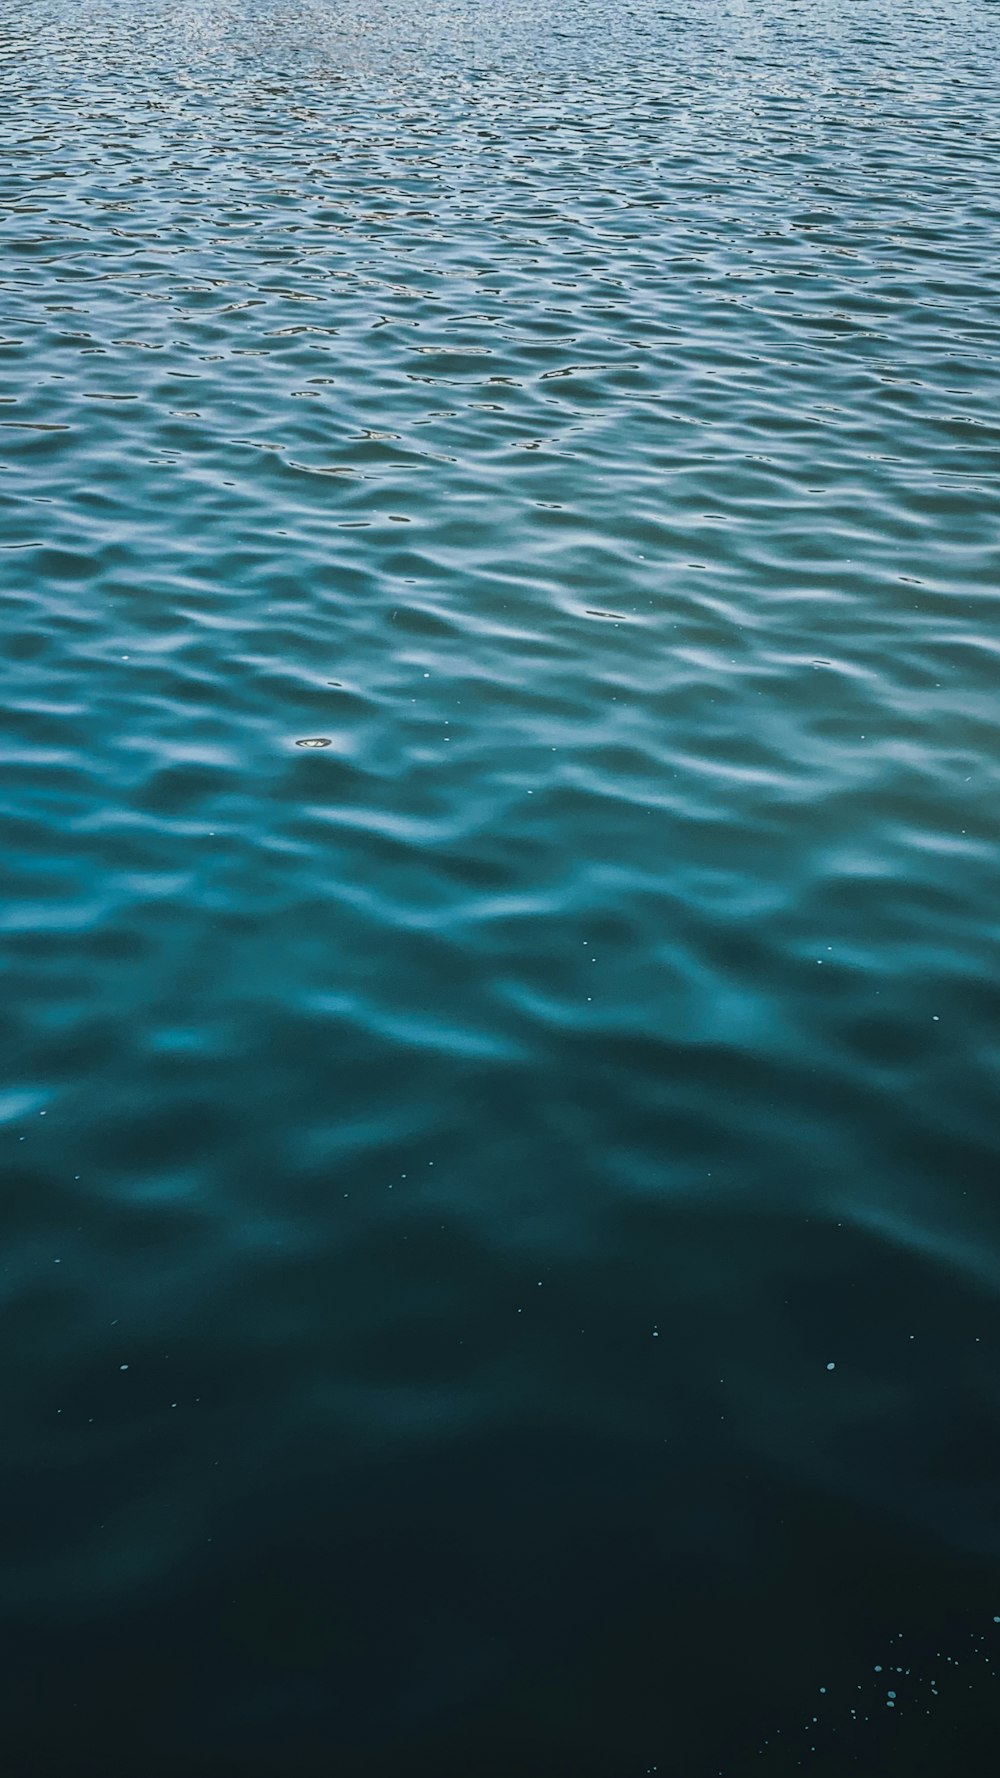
2 1 1000 1772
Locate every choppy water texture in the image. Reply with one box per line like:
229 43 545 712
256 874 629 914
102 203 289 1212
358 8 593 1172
2 1 1000 1772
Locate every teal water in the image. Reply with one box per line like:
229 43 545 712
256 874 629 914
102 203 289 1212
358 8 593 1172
3 1 1000 1772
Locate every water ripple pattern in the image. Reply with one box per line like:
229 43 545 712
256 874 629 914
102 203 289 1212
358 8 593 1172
2 2 999 1774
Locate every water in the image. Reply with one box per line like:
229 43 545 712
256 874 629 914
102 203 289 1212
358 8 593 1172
2 0 1000 1770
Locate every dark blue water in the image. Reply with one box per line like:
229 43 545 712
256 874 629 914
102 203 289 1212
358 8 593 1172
3 1 1000 1771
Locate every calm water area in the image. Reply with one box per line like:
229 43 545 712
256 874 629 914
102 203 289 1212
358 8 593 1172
2 1 1000 1772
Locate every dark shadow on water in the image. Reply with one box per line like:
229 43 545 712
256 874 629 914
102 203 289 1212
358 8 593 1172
4 1419 998 1777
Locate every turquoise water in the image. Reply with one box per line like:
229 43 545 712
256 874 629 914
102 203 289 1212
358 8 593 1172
2 0 1000 1771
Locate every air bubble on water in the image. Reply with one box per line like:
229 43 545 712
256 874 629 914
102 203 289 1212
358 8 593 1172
120 1364 128 1372
826 1362 836 1370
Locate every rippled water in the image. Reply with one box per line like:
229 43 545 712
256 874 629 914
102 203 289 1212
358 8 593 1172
3 0 1000 1771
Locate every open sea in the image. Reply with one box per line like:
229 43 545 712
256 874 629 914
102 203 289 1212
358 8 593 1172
2 1 1000 1772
